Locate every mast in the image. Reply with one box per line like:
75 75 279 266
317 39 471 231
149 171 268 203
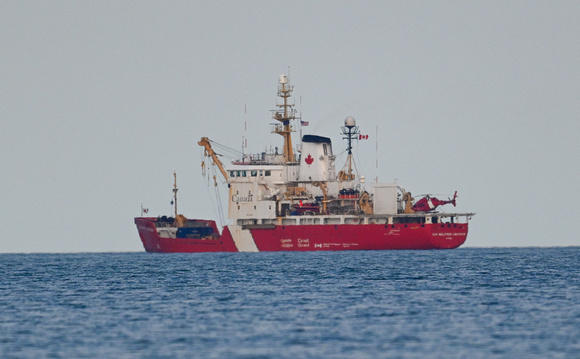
272 74 297 163
173 170 178 219
339 116 360 181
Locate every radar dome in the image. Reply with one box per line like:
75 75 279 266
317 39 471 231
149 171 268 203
279 74 288 84
344 116 356 128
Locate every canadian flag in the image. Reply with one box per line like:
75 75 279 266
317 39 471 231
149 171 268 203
359 134 369 140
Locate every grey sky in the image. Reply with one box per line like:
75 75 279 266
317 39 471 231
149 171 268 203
1 1 578 252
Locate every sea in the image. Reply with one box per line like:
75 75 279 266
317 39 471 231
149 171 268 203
1 248 579 358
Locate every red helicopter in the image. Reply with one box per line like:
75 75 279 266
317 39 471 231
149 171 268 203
412 191 458 212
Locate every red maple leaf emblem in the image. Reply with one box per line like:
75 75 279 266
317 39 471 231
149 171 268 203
305 154 314 165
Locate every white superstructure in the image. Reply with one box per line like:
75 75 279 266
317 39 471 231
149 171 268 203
198 75 470 229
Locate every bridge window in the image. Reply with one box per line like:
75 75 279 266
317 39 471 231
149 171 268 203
230 171 236 177
251 170 257 177
265 170 271 176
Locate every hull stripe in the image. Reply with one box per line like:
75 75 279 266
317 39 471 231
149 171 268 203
229 224 259 252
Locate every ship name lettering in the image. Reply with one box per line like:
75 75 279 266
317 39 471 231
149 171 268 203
436 232 466 237
232 191 253 203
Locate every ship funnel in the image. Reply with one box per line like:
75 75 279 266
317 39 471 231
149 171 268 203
344 116 356 128
279 74 288 84
299 135 334 182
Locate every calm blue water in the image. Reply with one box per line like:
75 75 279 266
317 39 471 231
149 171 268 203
1 248 579 358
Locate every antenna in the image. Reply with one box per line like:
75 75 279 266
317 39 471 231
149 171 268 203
299 95 303 148
242 95 247 160
375 124 378 183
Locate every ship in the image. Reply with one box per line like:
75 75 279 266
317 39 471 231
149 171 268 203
135 75 475 252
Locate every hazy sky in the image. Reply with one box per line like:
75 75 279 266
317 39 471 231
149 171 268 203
1 1 579 253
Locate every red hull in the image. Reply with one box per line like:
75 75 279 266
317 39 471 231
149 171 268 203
250 223 467 251
135 217 238 253
135 217 468 252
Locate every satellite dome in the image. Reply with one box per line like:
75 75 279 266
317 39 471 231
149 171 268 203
344 116 356 128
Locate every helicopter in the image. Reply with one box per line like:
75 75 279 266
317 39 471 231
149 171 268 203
412 191 458 212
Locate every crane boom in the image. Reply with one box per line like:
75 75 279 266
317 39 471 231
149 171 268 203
198 137 228 181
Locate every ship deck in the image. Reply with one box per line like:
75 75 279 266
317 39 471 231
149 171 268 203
236 212 475 227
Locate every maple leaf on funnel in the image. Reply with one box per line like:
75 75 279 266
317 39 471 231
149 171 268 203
305 154 314 165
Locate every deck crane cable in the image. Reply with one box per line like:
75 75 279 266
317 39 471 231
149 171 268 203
211 165 227 228
208 139 243 161
207 163 227 228
199 148 226 228
197 137 237 228
211 160 228 227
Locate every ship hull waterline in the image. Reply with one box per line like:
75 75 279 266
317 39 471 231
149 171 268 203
135 217 468 253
